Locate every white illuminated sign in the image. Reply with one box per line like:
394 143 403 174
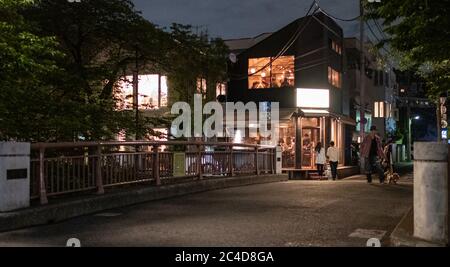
296 88 330 109
442 129 448 140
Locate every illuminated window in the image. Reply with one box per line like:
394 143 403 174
116 74 168 111
146 128 168 151
160 76 169 107
374 102 385 118
328 67 342 88
216 83 227 97
330 39 342 55
197 78 207 95
248 56 294 89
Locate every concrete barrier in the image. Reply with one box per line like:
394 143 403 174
414 142 448 244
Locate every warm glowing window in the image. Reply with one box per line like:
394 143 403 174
197 78 207 95
248 56 294 89
330 39 342 55
146 128 168 151
216 83 227 97
116 74 168 110
374 101 385 118
328 67 342 88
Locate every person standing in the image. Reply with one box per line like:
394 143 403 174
327 141 339 180
315 142 326 178
360 125 386 184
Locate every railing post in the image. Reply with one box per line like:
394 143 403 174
272 148 276 174
229 145 234 177
197 144 203 180
153 145 161 186
255 147 260 176
38 147 48 205
96 145 104 195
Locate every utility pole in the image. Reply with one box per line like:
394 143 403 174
133 48 139 141
359 0 366 170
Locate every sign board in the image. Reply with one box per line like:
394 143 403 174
440 97 448 140
173 152 186 177
6 169 28 180
296 88 330 109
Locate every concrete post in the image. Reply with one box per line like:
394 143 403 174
414 142 448 244
0 142 31 211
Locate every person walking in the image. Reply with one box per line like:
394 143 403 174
315 142 326 178
360 125 386 184
327 141 339 180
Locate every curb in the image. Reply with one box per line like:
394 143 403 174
0 175 288 233
390 207 446 247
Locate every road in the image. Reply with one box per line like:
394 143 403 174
0 175 413 247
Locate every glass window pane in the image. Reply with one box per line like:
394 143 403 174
248 57 271 89
271 56 295 88
160 76 168 107
139 74 159 109
248 56 294 89
115 74 165 110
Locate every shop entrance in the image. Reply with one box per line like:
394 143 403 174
302 127 320 169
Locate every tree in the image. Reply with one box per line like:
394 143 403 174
22 0 174 141
0 0 65 141
367 0 450 99
1 0 229 142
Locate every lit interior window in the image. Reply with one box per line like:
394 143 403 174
160 76 168 107
248 56 294 89
330 40 342 55
139 74 159 109
197 78 207 95
374 102 386 118
216 83 227 97
116 74 168 111
147 128 168 151
328 66 342 88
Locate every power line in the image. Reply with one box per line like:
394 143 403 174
365 21 390 54
372 19 388 40
316 5 360 22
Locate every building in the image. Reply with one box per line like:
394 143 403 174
225 11 358 177
395 70 438 160
344 38 398 142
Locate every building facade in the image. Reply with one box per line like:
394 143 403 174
225 12 356 172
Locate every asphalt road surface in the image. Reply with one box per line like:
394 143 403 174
0 175 413 247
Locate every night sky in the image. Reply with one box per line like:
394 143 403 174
132 0 361 39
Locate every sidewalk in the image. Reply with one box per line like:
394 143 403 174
390 208 445 247
0 174 287 233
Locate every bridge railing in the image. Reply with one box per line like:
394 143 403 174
30 141 276 204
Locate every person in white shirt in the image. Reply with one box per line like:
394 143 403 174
315 142 326 177
327 141 339 180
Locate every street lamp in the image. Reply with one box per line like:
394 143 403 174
407 115 421 161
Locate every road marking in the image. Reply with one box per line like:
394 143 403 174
94 212 122 217
349 229 387 240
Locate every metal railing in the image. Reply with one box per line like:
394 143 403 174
30 141 277 204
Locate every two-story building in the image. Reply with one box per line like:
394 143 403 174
225 11 358 177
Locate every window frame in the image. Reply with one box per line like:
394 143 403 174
248 56 295 89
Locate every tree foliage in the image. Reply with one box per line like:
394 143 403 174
367 0 450 99
0 0 228 142
0 0 65 141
